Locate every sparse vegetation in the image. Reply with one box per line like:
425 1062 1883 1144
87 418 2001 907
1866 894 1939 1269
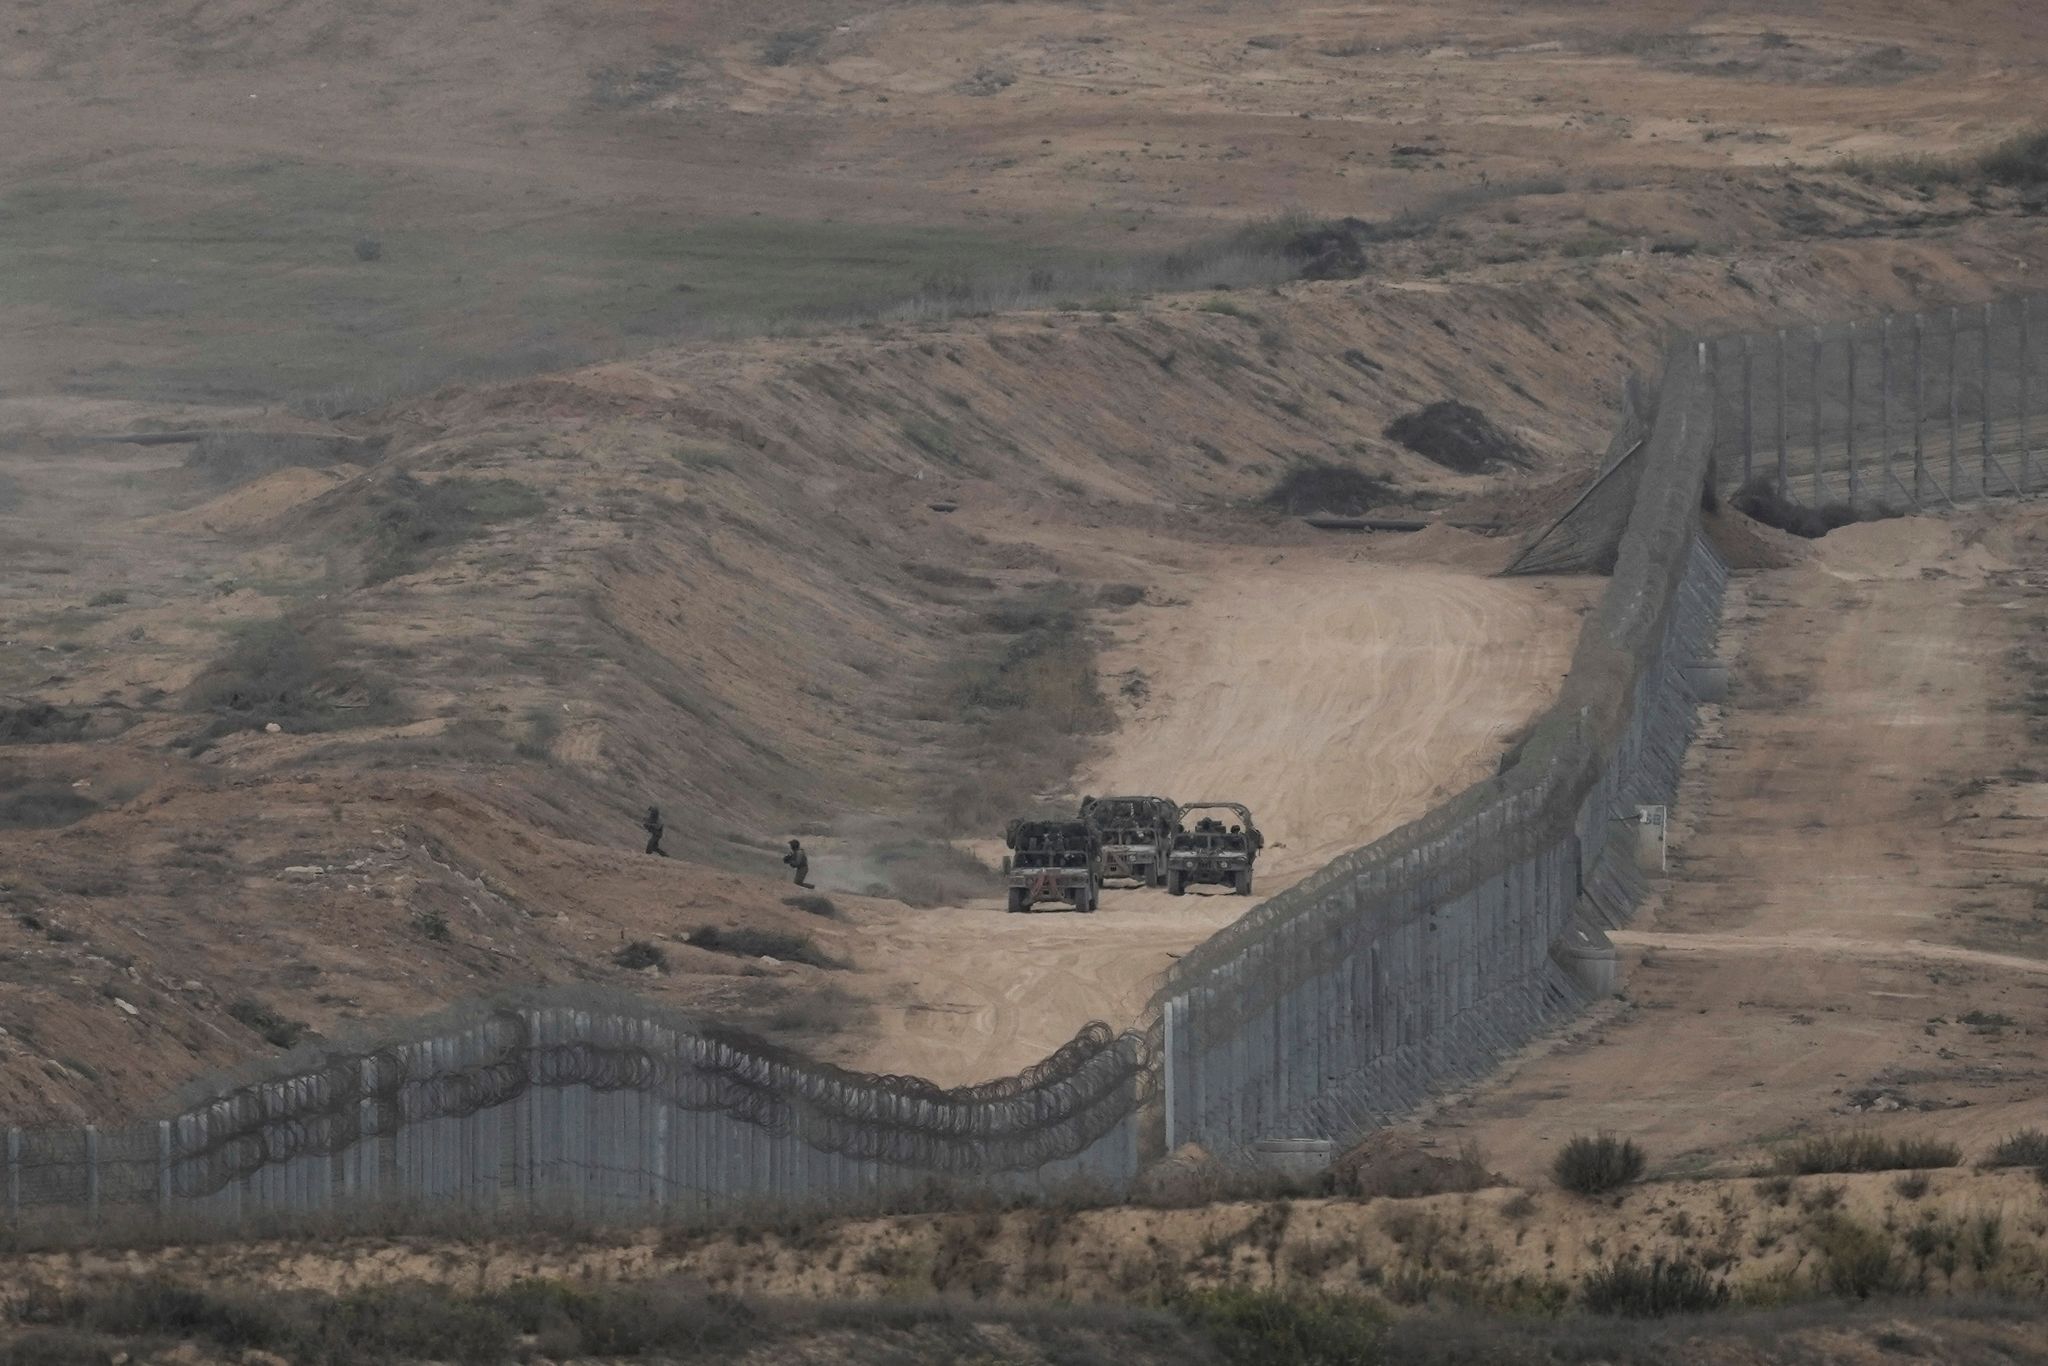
783 894 841 919
685 926 844 969
1261 464 1400 517
361 473 546 585
613 940 668 972
1552 1135 1646 1194
0 779 100 830
1776 1131 1961 1175
1579 1256 1729 1317
1844 124 2048 189
1384 401 1534 473
226 999 310 1050
1982 1129 2048 1169
182 432 370 488
412 909 451 943
1172 1289 1386 1365
760 27 824 67
186 615 400 739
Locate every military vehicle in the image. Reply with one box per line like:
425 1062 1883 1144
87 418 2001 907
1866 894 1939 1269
1079 794 1178 887
1002 818 1101 913
1165 802 1263 897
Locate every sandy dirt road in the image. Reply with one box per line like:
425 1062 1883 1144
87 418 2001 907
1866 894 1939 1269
1424 510 2048 1180
842 550 1590 1084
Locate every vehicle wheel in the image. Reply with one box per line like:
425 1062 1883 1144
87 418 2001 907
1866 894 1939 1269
1168 870 1186 897
1075 884 1096 913
1234 869 1253 896
1153 863 1169 888
1006 887 1026 914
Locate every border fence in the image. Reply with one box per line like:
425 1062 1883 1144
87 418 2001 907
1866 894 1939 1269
18 295 2032 1230
1708 294 2046 513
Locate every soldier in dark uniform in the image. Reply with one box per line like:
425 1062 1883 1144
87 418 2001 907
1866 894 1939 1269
783 838 813 888
643 806 667 857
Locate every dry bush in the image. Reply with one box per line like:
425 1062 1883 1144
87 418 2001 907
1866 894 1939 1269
225 998 310 1050
1262 464 1401 517
1776 1131 1961 1175
185 615 400 741
613 941 667 972
685 925 844 969
783 894 841 919
360 473 545 584
1580 1256 1729 1317
0 778 100 830
1552 1135 1646 1195
1981 1129 2048 1170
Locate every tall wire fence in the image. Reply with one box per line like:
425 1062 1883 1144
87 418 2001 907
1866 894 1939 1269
32 284 2018 1225
1709 294 2046 511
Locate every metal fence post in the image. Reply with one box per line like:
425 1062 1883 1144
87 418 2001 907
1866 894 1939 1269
1950 307 1963 498
1912 312 1926 506
85 1125 99 1222
1776 328 1790 494
1810 325 1825 502
158 1120 172 1215
1741 334 1755 490
1880 314 1894 504
6 1128 17 1221
2022 295 2033 495
1847 320 1860 508
1983 300 1998 494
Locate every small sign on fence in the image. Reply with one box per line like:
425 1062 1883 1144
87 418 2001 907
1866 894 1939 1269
1636 805 1668 873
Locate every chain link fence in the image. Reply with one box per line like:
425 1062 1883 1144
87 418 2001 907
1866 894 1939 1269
5 311 1851 1227
1709 295 2046 512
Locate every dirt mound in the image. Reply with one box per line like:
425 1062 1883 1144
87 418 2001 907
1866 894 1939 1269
1384 401 1535 473
1701 504 1811 571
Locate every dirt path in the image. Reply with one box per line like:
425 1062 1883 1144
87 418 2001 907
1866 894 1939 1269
1424 509 2048 1180
841 552 1589 1084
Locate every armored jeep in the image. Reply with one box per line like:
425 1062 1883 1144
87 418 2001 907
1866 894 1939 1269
1165 801 1263 897
1002 818 1101 913
1079 794 1179 887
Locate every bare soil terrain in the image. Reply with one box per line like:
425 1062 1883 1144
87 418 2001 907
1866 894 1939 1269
1422 507 2048 1180
2 0 2047 1132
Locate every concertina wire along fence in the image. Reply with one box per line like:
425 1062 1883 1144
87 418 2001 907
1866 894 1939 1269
7 323 1756 1228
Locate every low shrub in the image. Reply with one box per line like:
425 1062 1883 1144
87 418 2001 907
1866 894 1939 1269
1172 1289 1387 1365
226 998 310 1050
1552 1135 1645 1195
685 925 844 969
0 781 100 830
1261 464 1400 517
782 894 841 919
185 616 399 737
361 473 545 584
613 940 667 972
1812 1217 1910 1300
1982 1128 2048 1169
1580 1256 1729 1317
1776 1131 1961 1175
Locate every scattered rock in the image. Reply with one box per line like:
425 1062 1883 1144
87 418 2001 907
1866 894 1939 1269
280 865 325 881
112 997 139 1016
264 721 282 733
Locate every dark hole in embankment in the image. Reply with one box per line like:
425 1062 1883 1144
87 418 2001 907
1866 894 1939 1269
1730 476 1903 539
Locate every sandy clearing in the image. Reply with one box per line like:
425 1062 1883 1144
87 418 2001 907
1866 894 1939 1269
840 554 1590 1084
1424 506 2048 1181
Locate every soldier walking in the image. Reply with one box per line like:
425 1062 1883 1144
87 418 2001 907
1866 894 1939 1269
643 806 668 857
783 838 814 888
